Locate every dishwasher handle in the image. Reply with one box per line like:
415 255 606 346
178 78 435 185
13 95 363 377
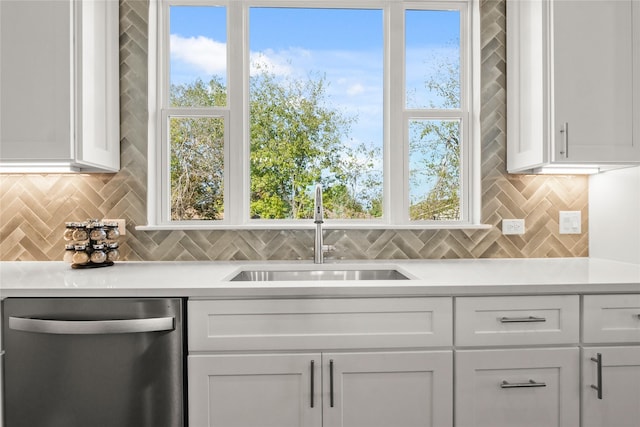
8 316 175 335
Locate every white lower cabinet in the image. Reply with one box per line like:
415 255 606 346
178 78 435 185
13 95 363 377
187 297 454 427
187 293 640 427
455 348 580 427
188 351 452 427
581 347 640 427
582 294 640 427
188 353 321 427
323 351 452 427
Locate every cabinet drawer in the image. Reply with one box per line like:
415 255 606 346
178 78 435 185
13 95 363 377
188 297 452 351
455 348 580 427
455 295 579 346
583 294 640 343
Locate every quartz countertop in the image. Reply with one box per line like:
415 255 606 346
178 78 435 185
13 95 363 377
1 258 639 298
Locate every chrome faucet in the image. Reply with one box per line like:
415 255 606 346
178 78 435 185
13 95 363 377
314 184 324 264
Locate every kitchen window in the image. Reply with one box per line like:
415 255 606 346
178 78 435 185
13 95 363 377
146 0 481 229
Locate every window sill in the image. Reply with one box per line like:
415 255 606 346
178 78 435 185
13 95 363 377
135 223 493 232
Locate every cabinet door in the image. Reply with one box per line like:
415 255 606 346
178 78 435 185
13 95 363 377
0 0 72 161
582 347 640 427
552 0 636 163
322 351 452 427
188 353 322 427
455 348 579 427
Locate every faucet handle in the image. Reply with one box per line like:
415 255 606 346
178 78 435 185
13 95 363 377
322 244 335 254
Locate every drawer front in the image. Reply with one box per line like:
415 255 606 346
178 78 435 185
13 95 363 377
583 294 640 343
455 348 580 427
188 297 453 351
455 295 580 346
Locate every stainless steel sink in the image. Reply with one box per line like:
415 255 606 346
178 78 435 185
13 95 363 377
230 269 410 281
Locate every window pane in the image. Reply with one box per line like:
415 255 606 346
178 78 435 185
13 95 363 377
409 119 461 221
170 116 224 220
248 8 383 220
169 6 227 107
405 10 460 109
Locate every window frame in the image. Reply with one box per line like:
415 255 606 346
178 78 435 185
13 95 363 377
146 0 483 230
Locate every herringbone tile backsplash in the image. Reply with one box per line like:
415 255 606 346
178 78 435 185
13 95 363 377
0 0 588 262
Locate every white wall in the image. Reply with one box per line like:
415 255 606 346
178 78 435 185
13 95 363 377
589 166 640 263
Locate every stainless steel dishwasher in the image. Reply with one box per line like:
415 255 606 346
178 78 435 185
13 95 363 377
2 298 185 427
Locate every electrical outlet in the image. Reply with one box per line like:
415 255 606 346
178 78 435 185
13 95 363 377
559 211 581 234
502 219 525 235
103 218 126 236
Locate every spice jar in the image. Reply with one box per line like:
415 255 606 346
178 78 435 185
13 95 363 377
90 227 107 241
106 242 120 262
72 245 90 265
90 247 107 264
63 225 76 241
106 225 120 240
72 226 88 241
63 244 75 263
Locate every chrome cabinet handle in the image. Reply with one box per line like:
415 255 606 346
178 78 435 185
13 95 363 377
329 359 335 408
591 353 603 400
499 316 546 323
500 379 547 389
559 122 569 157
310 360 315 408
9 316 175 335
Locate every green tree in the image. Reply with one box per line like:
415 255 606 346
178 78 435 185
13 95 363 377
409 59 461 221
169 71 382 220
170 77 227 220
249 70 352 219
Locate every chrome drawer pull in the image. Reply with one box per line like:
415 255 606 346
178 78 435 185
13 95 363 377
499 316 546 323
500 379 547 389
591 353 603 400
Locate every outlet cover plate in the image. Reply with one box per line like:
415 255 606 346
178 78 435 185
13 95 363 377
502 219 525 235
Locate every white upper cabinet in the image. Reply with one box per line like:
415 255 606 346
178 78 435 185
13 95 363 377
507 0 640 174
0 0 119 173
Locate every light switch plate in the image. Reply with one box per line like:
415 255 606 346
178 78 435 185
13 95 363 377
559 211 581 234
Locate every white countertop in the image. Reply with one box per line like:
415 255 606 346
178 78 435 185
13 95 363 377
1 258 639 298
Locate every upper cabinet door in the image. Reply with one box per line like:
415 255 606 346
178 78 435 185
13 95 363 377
634 1 640 152
552 0 634 163
0 0 72 162
0 0 119 173
506 0 640 173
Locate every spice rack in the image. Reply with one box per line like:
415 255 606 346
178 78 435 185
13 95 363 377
64 219 121 269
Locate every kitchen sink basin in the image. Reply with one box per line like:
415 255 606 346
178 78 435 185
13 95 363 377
230 268 410 281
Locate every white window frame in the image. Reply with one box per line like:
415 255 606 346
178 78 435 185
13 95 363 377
144 0 484 230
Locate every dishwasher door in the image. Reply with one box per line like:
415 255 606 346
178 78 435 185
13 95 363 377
2 298 185 427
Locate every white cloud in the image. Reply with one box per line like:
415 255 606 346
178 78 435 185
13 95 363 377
249 49 294 76
346 83 365 96
170 34 227 75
